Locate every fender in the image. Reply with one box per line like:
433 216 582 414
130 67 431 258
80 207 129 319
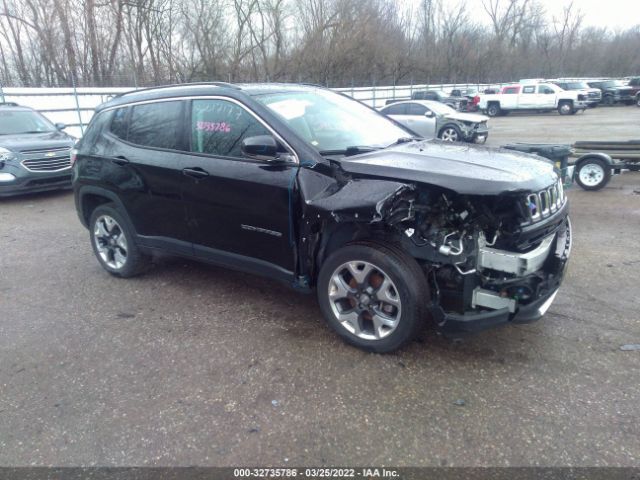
574 152 613 167
76 185 136 230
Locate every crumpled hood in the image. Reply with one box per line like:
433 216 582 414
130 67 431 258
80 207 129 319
0 131 75 152
336 140 558 195
443 112 488 123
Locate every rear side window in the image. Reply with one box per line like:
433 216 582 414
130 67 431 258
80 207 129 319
110 107 128 140
191 99 270 158
383 103 407 115
522 86 535 94
128 101 183 150
503 87 519 94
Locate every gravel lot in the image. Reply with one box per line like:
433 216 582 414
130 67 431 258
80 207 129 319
1 105 639 467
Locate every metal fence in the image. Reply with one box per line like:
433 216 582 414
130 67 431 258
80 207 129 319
0 78 614 138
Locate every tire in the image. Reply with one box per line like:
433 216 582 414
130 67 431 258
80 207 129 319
636 96 640 107
486 103 501 117
558 101 573 115
89 203 151 277
603 96 614 106
317 241 429 353
438 125 462 142
575 158 611 191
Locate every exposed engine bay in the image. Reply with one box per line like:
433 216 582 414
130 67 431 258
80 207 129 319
301 162 571 334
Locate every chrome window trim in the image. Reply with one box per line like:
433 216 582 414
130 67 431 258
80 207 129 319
100 96 299 164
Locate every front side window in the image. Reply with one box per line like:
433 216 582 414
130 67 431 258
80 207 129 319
128 101 183 150
256 89 410 152
406 103 428 115
191 99 270 158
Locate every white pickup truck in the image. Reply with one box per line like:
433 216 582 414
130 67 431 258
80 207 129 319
477 83 589 117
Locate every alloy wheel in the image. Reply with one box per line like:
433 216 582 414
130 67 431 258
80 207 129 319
440 128 459 142
327 261 402 340
93 215 128 269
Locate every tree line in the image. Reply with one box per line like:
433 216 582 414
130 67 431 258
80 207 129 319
1 0 639 88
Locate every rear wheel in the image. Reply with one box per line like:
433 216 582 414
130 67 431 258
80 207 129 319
317 242 429 353
636 95 640 107
575 158 611 191
89 204 151 277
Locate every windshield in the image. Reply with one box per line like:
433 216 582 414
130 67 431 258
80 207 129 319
566 82 589 89
256 89 410 153
601 81 625 88
425 102 456 115
0 110 56 135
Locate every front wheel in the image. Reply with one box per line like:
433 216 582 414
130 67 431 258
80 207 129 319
486 103 501 117
89 204 151 277
575 158 611 191
558 102 573 115
636 96 640 107
438 126 461 142
317 242 429 353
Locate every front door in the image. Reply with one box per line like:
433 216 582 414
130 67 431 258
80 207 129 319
181 98 298 280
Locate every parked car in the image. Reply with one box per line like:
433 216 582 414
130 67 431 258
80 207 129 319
0 102 75 197
587 80 635 105
73 83 571 353
477 83 589 116
450 88 481 111
550 80 602 107
411 89 467 111
627 77 640 97
380 100 489 143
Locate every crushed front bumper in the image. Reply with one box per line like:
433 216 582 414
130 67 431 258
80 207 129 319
432 215 572 337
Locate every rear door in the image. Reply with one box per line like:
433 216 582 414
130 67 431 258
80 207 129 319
537 85 557 108
519 85 537 108
181 97 298 279
101 100 192 255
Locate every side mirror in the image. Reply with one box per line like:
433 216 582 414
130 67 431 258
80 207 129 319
241 135 282 162
425 111 435 118
55 123 67 130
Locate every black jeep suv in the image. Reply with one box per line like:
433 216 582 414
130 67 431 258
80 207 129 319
0 102 75 197
73 83 572 352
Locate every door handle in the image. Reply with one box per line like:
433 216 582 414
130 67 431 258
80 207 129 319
111 155 129 166
182 167 210 179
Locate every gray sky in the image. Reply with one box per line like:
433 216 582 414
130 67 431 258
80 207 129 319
527 0 638 29
443 0 639 30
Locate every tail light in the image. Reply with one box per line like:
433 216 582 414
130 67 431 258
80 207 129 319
70 148 78 166
472 95 480 105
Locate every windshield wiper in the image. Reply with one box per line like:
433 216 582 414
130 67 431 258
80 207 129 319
386 137 419 148
318 145 381 157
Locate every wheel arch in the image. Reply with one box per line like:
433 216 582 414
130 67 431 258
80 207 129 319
438 122 462 137
575 152 614 168
77 186 134 231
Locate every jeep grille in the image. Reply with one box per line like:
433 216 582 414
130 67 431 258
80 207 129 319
523 179 565 224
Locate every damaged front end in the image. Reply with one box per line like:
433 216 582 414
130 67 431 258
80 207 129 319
299 163 571 336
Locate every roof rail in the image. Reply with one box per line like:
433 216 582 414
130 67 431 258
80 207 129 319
115 82 240 99
0 102 19 107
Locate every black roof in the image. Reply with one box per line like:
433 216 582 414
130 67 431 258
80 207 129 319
97 82 324 112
